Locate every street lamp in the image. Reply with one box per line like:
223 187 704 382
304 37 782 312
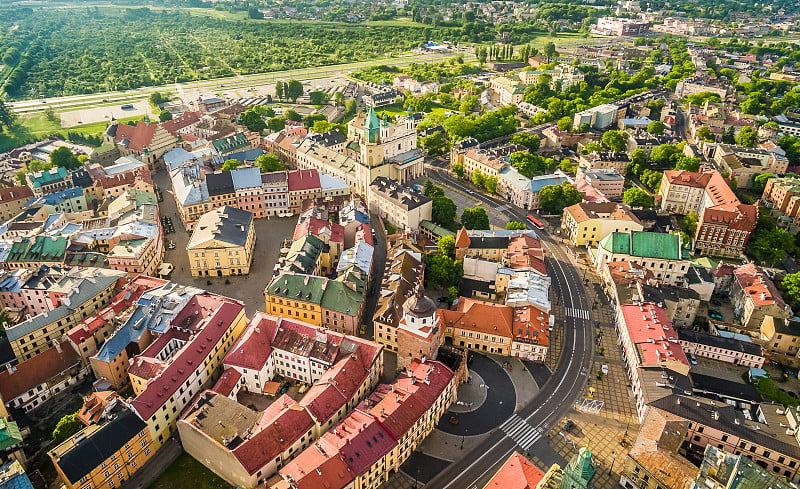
609 450 617 476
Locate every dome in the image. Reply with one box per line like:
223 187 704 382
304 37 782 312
403 285 436 318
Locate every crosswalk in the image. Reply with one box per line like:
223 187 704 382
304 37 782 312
498 414 543 451
565 307 591 320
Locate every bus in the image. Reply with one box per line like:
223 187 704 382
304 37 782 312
527 215 544 230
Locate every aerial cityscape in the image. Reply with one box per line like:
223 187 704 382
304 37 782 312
1 1 800 489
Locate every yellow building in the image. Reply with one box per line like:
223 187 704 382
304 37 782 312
562 201 643 247
187 206 256 277
264 273 326 326
760 316 800 356
49 406 155 489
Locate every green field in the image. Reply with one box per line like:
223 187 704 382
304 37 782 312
0 114 144 152
149 453 232 489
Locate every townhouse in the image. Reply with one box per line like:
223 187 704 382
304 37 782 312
594 231 691 286
187 206 256 277
578 152 632 175
0 186 34 222
731 263 790 329
367 177 432 232
677 330 764 368
373 248 424 357
562 202 643 248
760 316 800 357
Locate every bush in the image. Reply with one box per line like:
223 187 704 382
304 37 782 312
752 376 799 407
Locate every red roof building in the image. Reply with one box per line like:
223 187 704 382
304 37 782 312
483 451 545 489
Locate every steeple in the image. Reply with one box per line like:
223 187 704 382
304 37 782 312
559 446 595 489
365 107 380 144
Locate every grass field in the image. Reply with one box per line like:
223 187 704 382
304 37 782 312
149 453 232 489
0 114 144 152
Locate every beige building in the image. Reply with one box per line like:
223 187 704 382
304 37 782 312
578 152 631 175
760 316 800 357
368 177 432 232
461 148 508 178
187 206 256 277
562 202 642 247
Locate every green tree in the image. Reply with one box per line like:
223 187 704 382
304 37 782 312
748 226 795 266
752 173 774 194
722 126 736 144
544 42 556 60
256 154 283 173
623 187 654 208
782 272 800 307
539 182 582 214
447 285 459 303
736 126 757 147
578 122 591 133
681 211 698 236
557 116 572 132
696 126 712 141
506 221 526 230
149 91 168 107
309 91 331 105
438 234 455 257
284 109 302 122
432 196 457 226
647 120 666 136
559 159 577 173
483 175 498 194
52 413 83 444
344 98 357 116
601 130 626 153
452 162 465 178
286 80 304 103
421 131 448 156
50 146 80 170
650 144 679 165
510 133 541 152
471 169 484 187
221 159 241 171
267 118 286 132
159 110 172 122
461 207 490 230
459 95 479 114
275 81 284 101
304 114 327 128
423 180 444 199
426 254 463 289
674 156 700 172
240 109 267 132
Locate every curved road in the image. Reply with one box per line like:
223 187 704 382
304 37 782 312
424 167 595 489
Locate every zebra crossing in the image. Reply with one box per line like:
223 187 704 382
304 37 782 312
498 414 543 451
565 307 591 320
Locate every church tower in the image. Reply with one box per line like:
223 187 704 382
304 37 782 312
364 106 380 144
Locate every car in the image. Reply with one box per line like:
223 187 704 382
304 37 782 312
601 364 609 375
563 420 574 432
709 310 723 320
120 104 134 110
690 354 697 365
710 299 722 306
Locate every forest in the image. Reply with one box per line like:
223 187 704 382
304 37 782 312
0 6 466 99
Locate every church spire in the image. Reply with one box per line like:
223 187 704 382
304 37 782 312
365 106 380 144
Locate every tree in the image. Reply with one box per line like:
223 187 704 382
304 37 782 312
752 173 774 194
344 98 357 116
284 109 302 122
557 116 572 132
452 162 465 178
623 187 654 208
674 156 700 172
471 169 484 187
696 126 712 141
782 272 800 307
240 109 267 132
432 196 457 226
461 207 490 230
149 91 168 107
50 146 80 170
256 154 283 173
159 110 172 122
52 413 83 444
539 182 583 214
267 117 286 132
309 91 331 105
681 211 698 236
421 131 448 156
544 42 556 61
438 235 455 257
578 122 591 133
510 133 541 152
447 285 459 304
483 175 498 194
647 120 666 136
304 114 327 128
221 159 241 171
650 144 679 165
248 6 263 19
601 130 626 153
426 254 463 289
423 180 444 199
506 221 526 230
459 95 479 114
722 125 736 144
275 81 284 101
286 80 304 103
736 126 757 147
77 155 88 164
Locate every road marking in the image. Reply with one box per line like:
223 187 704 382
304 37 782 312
499 415 541 451
565 307 591 320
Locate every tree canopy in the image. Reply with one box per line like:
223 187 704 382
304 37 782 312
539 182 582 215
49 146 80 170
461 207 489 230
432 196 457 227
256 154 283 173
221 159 241 171
622 187 654 208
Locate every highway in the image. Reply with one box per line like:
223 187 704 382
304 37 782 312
424 167 596 489
9 51 472 115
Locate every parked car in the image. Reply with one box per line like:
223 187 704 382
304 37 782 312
690 354 697 365
709 310 723 320
710 298 722 306
563 420 574 432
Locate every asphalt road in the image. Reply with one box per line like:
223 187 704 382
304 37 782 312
423 171 595 489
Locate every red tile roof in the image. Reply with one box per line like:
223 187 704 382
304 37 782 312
162 111 201 136
77 391 119 426
620 303 688 366
211 368 242 397
439 298 514 338
113 121 158 153
734 263 786 309
287 170 321 192
223 313 279 370
0 185 33 204
293 216 345 244
0 343 80 400
483 452 545 489
232 395 315 475
129 293 244 420
512 306 549 346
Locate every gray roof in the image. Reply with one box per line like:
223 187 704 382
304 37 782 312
230 167 262 190
206 172 235 197
678 329 762 356
369 177 431 211
187 206 253 249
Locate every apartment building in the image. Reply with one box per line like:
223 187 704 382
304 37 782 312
760 316 800 357
578 152 632 175
762 176 800 230
575 167 625 200
731 263 790 329
594 231 690 286
0 186 34 222
677 330 764 368
187 206 256 277
562 202 643 247
368 177 432 232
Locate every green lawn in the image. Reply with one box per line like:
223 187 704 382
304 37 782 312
0 114 145 152
149 453 232 489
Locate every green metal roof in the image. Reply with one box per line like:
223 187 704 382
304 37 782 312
0 419 22 451
321 279 363 316
267 273 326 305
600 231 682 260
